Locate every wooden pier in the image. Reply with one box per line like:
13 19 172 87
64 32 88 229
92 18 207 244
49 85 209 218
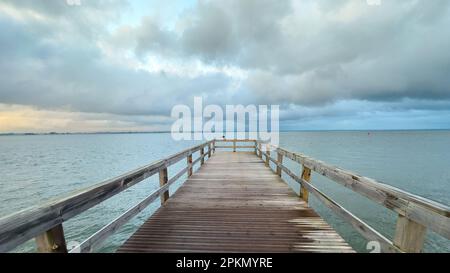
118 152 353 253
0 139 449 253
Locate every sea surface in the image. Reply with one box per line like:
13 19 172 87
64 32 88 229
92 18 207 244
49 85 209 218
0 131 449 253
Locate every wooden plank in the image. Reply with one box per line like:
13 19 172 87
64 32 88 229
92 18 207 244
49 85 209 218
394 215 427 253
159 168 169 204
71 166 189 253
276 152 283 177
0 141 212 253
35 224 67 253
214 146 255 149
187 154 193 177
215 139 256 143
300 165 311 203
200 148 205 165
300 178 402 253
4 139 448 253
118 152 354 253
261 144 450 239
261 150 402 252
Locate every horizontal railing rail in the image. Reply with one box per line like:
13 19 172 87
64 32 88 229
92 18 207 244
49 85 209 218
214 139 257 153
2 139 448 253
0 140 215 253
255 141 450 253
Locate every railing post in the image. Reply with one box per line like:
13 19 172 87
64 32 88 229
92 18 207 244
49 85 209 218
187 154 193 177
276 151 283 177
254 140 258 155
265 145 270 167
159 167 169 204
393 215 427 253
212 140 216 153
258 143 262 159
300 165 312 203
35 224 68 253
200 147 205 165
233 139 236 152
208 142 212 158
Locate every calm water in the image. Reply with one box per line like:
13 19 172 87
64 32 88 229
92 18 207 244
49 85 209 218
0 131 449 252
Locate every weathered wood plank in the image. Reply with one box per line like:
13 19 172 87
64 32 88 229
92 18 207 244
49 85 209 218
276 152 283 177
300 165 312 202
394 215 427 253
258 149 405 252
265 146 270 167
159 168 169 204
0 141 212 253
3 139 449 254
187 154 193 177
300 178 402 253
35 224 67 253
200 148 205 165
118 152 354 253
214 145 255 149
258 144 450 240
215 139 256 143
71 166 190 253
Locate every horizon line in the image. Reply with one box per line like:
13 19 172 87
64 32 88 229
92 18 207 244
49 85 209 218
1 128 450 136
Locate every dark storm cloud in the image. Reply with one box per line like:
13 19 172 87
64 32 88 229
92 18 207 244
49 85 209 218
0 0 450 130
0 1 233 116
0 40 231 116
131 0 450 105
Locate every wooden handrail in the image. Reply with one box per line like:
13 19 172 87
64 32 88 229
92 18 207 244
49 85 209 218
214 145 255 149
0 141 213 253
1 139 448 253
256 141 450 253
214 139 257 153
71 163 195 253
214 139 256 142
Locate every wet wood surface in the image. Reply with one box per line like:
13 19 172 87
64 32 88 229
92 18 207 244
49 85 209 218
118 152 354 253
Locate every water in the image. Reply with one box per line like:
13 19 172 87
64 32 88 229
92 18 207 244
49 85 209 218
0 131 449 252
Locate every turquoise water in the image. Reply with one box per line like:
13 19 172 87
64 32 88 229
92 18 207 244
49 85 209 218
0 131 449 252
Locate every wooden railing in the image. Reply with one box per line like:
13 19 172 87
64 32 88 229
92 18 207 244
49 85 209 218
255 141 450 253
0 141 215 253
214 139 257 152
1 139 449 253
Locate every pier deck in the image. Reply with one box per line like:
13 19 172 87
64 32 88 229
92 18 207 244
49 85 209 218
118 152 354 253
2 139 448 253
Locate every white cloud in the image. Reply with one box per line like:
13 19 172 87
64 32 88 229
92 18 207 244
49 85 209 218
1 0 450 132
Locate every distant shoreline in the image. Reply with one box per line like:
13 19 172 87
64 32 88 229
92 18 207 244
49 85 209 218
1 129 450 136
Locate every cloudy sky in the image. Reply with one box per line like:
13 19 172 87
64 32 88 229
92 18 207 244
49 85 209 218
1 0 450 133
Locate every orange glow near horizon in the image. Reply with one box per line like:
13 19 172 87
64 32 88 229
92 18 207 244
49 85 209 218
0 104 167 133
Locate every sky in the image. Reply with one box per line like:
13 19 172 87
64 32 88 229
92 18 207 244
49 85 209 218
1 0 450 133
